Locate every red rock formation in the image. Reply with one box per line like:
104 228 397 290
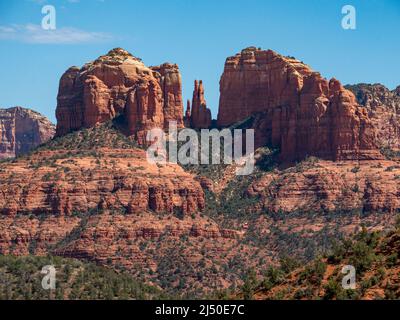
185 100 191 118
0 107 55 159
346 83 400 150
150 63 184 128
184 99 191 127
56 48 184 143
190 80 212 129
0 147 204 217
217 47 382 161
247 159 400 214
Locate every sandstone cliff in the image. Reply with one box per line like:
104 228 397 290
0 107 55 159
217 47 382 162
346 83 400 150
56 48 184 143
247 158 400 214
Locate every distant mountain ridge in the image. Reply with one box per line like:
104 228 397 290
0 106 55 159
346 83 400 150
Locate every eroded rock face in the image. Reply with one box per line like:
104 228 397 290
0 147 204 216
0 107 55 159
56 48 184 143
217 47 382 162
247 159 400 214
189 80 212 129
346 83 400 150
150 63 184 129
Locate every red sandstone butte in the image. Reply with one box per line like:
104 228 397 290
217 47 382 162
0 106 55 159
56 48 184 143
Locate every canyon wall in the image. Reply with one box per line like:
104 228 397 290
0 107 55 159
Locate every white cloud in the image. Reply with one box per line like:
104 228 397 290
0 24 114 44
28 0 48 4
0 26 16 33
28 0 85 4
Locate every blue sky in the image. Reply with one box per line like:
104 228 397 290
0 0 399 123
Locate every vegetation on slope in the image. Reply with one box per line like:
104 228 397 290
237 218 400 300
0 255 169 300
35 119 139 152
